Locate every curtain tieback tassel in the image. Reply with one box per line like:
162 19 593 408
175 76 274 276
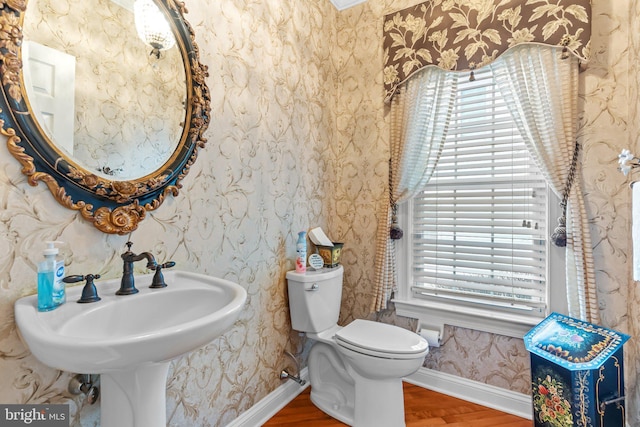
551 215 567 247
390 222 404 240
390 203 403 240
551 141 580 248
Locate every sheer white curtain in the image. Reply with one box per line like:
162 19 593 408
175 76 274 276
373 67 457 312
489 44 598 323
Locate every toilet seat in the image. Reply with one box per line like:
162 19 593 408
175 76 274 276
334 319 428 360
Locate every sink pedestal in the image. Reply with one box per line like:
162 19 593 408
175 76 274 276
101 363 170 427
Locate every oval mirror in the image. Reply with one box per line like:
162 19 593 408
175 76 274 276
0 0 210 234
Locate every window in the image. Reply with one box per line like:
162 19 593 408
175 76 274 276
394 67 565 338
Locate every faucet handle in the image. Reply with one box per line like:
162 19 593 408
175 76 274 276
63 275 85 284
149 261 175 289
64 274 102 303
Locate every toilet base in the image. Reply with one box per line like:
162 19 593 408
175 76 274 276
310 388 354 425
348 366 406 427
308 342 355 425
307 340 415 427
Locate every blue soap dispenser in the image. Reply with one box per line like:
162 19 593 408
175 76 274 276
37 241 65 311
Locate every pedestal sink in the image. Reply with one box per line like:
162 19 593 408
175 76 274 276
14 270 247 427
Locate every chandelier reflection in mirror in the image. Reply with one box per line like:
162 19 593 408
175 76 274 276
134 0 176 58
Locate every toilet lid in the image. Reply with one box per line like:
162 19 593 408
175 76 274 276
334 319 428 356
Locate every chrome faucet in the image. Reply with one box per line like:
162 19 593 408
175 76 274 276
117 241 157 295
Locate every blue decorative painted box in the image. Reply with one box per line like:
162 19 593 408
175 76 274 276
524 313 630 427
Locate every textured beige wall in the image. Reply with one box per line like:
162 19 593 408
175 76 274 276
626 0 640 422
0 0 639 426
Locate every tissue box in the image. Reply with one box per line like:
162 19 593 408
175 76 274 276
524 313 630 427
316 243 343 268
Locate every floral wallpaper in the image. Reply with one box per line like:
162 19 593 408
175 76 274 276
0 0 638 427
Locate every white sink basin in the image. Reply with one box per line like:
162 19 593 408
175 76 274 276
15 270 246 373
14 270 246 427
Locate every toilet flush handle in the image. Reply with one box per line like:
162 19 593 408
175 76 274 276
306 283 319 291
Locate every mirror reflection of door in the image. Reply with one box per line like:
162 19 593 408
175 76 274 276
22 40 76 156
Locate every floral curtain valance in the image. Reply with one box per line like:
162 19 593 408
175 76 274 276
383 0 591 103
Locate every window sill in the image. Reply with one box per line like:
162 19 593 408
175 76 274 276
392 298 542 339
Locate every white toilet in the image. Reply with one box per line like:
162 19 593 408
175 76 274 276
286 265 429 427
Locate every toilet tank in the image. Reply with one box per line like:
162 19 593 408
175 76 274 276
286 265 343 333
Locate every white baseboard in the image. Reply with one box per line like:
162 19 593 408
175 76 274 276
226 368 309 427
404 367 533 420
227 366 532 426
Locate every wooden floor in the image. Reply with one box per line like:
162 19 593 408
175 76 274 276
264 382 531 426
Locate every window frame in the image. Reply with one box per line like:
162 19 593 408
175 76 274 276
391 73 567 339
394 192 566 338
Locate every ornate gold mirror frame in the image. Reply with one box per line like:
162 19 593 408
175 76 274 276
0 0 210 234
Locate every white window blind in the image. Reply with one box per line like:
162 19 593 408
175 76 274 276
411 67 549 318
